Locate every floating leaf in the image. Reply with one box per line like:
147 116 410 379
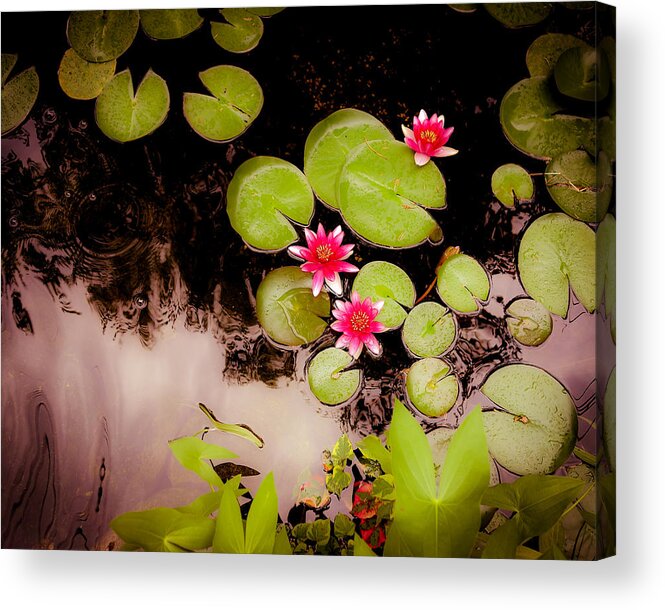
338 140 446 248
246 8 285 17
484 2 551 28
1 53 16 85
308 347 361 406
505 297 553 346
406 358 459 418
436 253 490 313
526 33 588 77
603 368 616 472
491 163 534 207
518 213 596 317
183 65 263 143
67 10 139 63
95 69 169 142
554 47 610 102
597 213 616 341
256 266 330 346
1 54 39 136
448 4 478 13
58 48 116 100
481 364 577 475
211 8 264 54
402 302 456 358
168 436 237 487
198 402 264 448
226 156 314 251
140 9 204 40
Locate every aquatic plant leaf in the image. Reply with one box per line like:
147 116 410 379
505 297 553 346
95 69 169 142
518 213 596 317
227 157 314 251
484 2 551 28
177 484 248 516
554 46 610 102
140 9 203 40
597 214 616 341
246 7 285 17
168 436 238 487
334 513 356 538
402 302 456 358
406 358 459 418
603 368 616 472
198 402 264 448
256 266 331 346
546 150 612 222
448 4 478 13
491 163 534 207
211 8 264 53
245 472 278 554
308 348 360 406
436 253 490 313
304 108 394 209
357 435 393 475
526 33 588 77
353 533 378 556
1 53 16 86
272 524 293 555
338 139 446 248
481 364 577 475
58 48 116 101
213 476 245 553
67 10 139 63
1 56 39 136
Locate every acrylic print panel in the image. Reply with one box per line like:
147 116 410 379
1 3 615 558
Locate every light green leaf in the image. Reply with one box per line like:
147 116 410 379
211 8 264 54
491 163 534 207
1 56 39 136
353 533 378 556
554 47 610 102
310 519 331 546
198 403 264 448
357 435 393 475
245 472 278 554
213 475 245 553
58 48 116 100
506 297 553 346
272 524 293 555
308 348 361 405
402 302 456 358
436 253 490 313
140 9 203 40
406 358 459 418
326 466 352 498
484 2 551 28
168 436 237 487
67 10 139 63
526 33 588 77
334 514 356 538
332 434 354 462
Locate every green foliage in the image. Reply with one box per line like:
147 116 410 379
140 9 203 40
505 298 553 347
526 33 587 77
67 10 139 62
198 403 264 448
436 253 490 313
324 435 353 497
211 9 264 53
1 54 39 136
491 163 534 207
168 436 238 487
554 47 610 102
597 214 617 342
58 49 116 100
357 435 393 475
307 347 361 406
353 533 378 556
402 302 456 358
484 2 551 28
406 358 459 417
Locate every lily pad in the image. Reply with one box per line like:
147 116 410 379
554 47 610 102
603 368 616 472
304 109 394 209
352 261 415 330
491 163 534 207
226 156 314 252
95 69 169 142
67 10 139 63
338 139 447 248
58 48 116 100
506 297 552 346
211 9 264 54
518 213 595 317
183 65 263 143
484 2 551 28
1 54 39 136
436 253 490 313
526 33 588 77
406 358 459 418
545 150 612 222
140 9 204 40
308 348 361 406
246 8 285 17
597 214 616 342
482 364 577 475
256 266 330 346
402 302 456 358
448 4 478 13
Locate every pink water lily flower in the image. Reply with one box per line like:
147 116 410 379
288 224 359 297
402 109 458 166
331 291 387 359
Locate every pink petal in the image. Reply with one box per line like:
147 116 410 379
332 225 343 238
335 243 354 260
401 125 414 140
418 109 428 122
373 300 384 313
301 261 321 273
331 308 346 320
438 115 445 125
370 321 386 333
330 320 347 332
432 147 458 158
348 337 363 359
364 334 381 356
312 271 325 297
414 152 431 166
335 334 350 349
304 228 317 249
404 137 420 153
316 223 326 241
288 245 307 260
442 126 454 141
351 291 360 306
332 261 359 274
325 273 343 296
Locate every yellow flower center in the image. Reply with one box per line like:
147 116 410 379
316 244 334 263
420 129 438 143
350 310 370 333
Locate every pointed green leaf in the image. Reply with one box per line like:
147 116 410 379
245 472 278 554
168 436 237 487
357 435 393 475
213 476 245 553
198 403 264 448
436 253 490 313
67 10 139 63
272 524 293 555
1 54 17 86
246 8 285 17
353 533 378 556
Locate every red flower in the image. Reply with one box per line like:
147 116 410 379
331 291 387 359
402 109 458 166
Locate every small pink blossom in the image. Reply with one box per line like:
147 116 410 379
331 291 387 359
402 109 458 166
288 224 359 297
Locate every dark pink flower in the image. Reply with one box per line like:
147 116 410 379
288 224 359 297
402 109 458 166
331 291 386 359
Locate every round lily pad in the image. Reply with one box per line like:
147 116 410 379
491 163 534 207
140 9 204 40
518 213 596 317
484 2 551 28
545 150 612 223
256 266 331 346
526 33 588 77
67 10 139 63
304 109 394 210
481 364 577 476
183 65 263 143
211 8 264 54
402 302 456 358
597 214 616 342
226 156 314 252
506 297 553 346
406 358 459 418
338 140 446 248
308 348 361 406
554 47 610 102
58 48 116 100
95 69 169 142
246 8 285 17
1 54 39 136
436 253 490 313
351 261 415 330
603 368 616 472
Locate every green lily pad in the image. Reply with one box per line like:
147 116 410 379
1 54 39 136
256 266 330 346
526 34 589 77
304 109 394 210
491 163 534 207
246 8 285 17
183 65 263 143
436 253 490 313
402 302 456 358
482 364 577 475
448 4 478 13
506 298 553 346
545 150 612 223
500 76 593 160
338 140 446 248
67 10 139 63
597 214 616 342
554 47 610 103
518 213 596 317
484 2 551 28
95 69 169 142
226 156 314 252
406 358 459 418
603 368 616 472
140 9 204 40
211 8 264 54
351 261 415 330
308 348 361 406
58 48 116 100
